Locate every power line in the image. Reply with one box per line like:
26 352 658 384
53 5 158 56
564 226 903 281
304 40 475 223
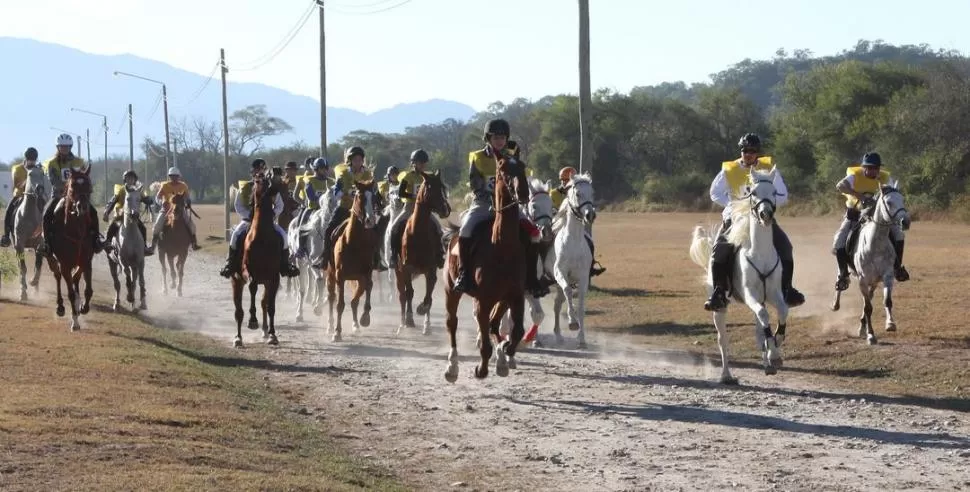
233 0 317 72
328 0 413 15
176 60 221 108
326 0 399 9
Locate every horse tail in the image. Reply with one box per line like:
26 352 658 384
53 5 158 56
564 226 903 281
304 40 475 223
689 225 714 273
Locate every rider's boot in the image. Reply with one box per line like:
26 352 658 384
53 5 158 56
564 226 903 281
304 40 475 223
190 233 202 251
835 247 851 291
453 237 477 293
280 248 301 278
0 203 14 247
90 208 109 254
893 240 910 282
219 246 241 278
585 236 606 278
781 260 805 307
704 261 730 312
137 222 154 256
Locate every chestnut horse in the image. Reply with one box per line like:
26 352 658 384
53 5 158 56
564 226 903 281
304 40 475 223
443 157 530 381
46 167 97 331
232 169 285 347
158 192 190 296
393 170 450 335
326 180 380 342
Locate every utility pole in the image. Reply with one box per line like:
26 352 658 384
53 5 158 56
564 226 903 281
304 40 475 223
161 84 172 169
317 0 327 157
128 104 134 172
220 48 232 241
102 118 108 201
85 128 91 172
578 0 592 175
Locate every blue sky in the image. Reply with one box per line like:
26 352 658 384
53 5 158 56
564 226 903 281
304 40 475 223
2 0 966 113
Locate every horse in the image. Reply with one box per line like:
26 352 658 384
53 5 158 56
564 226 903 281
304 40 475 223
831 183 909 345
45 167 97 331
379 184 405 303
689 167 787 384
289 189 335 322
12 165 50 301
278 175 302 300
442 157 530 381
393 170 451 335
232 169 286 347
326 180 380 342
157 192 191 296
107 184 148 312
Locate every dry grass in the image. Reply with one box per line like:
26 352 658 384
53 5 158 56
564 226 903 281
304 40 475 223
586 212 970 406
0 300 406 492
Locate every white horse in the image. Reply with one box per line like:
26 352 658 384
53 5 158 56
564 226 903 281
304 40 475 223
12 165 50 301
831 182 909 345
107 185 148 312
689 167 787 384
289 189 336 321
380 185 403 303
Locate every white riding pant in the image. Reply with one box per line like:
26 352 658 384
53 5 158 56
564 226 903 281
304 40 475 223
230 220 288 250
458 198 526 238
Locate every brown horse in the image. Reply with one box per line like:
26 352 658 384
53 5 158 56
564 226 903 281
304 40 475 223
158 193 190 296
443 158 530 381
232 170 285 347
326 180 380 342
278 173 302 299
394 170 450 335
46 167 97 331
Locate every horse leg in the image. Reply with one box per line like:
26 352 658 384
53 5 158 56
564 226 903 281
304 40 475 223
552 287 566 346
404 274 416 328
18 248 28 301
349 281 362 333
713 310 737 384
176 254 186 297
109 259 122 311
125 265 136 308
30 250 43 290
361 275 373 329
443 289 461 383
744 297 774 375
168 255 177 290
421 271 436 335
312 269 325 316
232 279 244 347
53 266 65 318
65 267 80 331
159 253 169 295
326 271 336 335
245 282 258 330
261 289 269 337
884 279 897 332
80 264 93 315
395 268 408 334
576 275 590 349
295 264 306 323
864 284 877 345
138 264 147 310
500 295 526 374
333 280 346 342
769 282 789 369
266 279 279 345
474 302 493 379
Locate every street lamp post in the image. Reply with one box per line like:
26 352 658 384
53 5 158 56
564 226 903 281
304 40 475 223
71 107 110 202
113 70 171 175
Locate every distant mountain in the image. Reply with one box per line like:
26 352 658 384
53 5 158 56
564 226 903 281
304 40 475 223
0 37 477 160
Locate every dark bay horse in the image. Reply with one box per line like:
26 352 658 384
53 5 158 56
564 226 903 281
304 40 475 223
326 180 380 342
158 193 190 296
443 158 530 381
46 167 97 331
393 170 450 335
232 169 285 347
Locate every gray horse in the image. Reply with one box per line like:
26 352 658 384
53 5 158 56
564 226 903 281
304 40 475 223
107 185 148 312
12 165 50 301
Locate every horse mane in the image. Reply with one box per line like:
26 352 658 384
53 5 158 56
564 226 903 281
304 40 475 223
528 177 549 194
551 173 593 235
150 181 163 195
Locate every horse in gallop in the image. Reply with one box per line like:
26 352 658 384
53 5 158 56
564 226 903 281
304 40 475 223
689 167 787 384
289 189 334 322
832 183 910 345
379 184 404 303
12 164 49 301
326 180 380 342
278 176 302 300
443 157 530 381
232 169 286 347
393 170 451 335
107 185 148 312
157 192 190 296
46 167 97 331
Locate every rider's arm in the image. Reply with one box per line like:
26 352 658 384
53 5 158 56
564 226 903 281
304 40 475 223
709 170 730 207
46 163 62 196
305 181 319 202
836 175 858 197
469 159 487 200
233 188 248 216
772 169 789 207
397 179 413 200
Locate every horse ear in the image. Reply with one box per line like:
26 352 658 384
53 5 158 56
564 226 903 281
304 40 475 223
434 169 441 178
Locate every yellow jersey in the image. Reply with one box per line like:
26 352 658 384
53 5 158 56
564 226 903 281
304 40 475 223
843 166 891 209
333 163 374 208
721 156 774 200
157 180 189 205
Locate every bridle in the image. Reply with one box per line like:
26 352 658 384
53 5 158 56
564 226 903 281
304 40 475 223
567 183 595 222
872 187 907 227
742 178 781 222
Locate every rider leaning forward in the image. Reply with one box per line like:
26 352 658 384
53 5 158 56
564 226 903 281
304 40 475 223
38 134 108 255
704 133 805 311
102 170 154 255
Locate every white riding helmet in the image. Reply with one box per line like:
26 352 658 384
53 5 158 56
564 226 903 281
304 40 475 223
167 167 181 176
56 133 74 146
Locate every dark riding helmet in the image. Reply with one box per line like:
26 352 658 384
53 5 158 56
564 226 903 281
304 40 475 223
737 133 762 152
386 165 399 177
861 152 882 167
483 118 511 141
24 147 39 160
284 160 299 170
251 158 266 172
409 149 429 164
313 157 329 170
123 170 138 181
345 146 365 160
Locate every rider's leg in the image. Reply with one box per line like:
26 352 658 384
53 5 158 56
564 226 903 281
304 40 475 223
88 204 107 253
1 196 22 246
184 209 201 250
296 208 311 256
890 223 909 282
833 208 857 291
136 220 153 256
772 221 804 307
704 220 733 311
38 195 61 253
586 234 606 278
432 218 445 268
105 218 121 244
518 209 549 297
387 203 413 269
219 221 248 278
150 208 165 250
454 202 490 293
275 223 300 277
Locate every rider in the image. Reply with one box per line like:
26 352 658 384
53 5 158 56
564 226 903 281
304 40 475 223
38 134 108 255
219 158 301 278
315 146 374 269
386 149 445 269
704 133 805 311
549 166 606 278
1 147 44 247
149 167 202 252
294 157 334 256
377 165 400 205
453 119 548 298
376 165 400 271
283 161 301 198
102 170 154 256
832 152 909 290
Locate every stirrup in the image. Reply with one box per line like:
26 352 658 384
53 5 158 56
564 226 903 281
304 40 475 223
704 290 727 312
785 288 805 307
0 235 10 248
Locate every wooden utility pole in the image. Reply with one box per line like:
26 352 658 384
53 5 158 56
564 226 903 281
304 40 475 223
128 104 134 172
220 48 232 241
318 0 327 157
578 0 592 174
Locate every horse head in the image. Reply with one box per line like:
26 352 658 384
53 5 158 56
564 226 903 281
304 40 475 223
352 180 379 229
567 173 596 226
527 177 554 239
123 184 143 223
65 167 93 215
494 157 527 213
875 180 909 229
418 169 451 219
744 167 780 227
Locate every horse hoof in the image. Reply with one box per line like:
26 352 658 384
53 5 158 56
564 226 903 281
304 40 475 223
313 306 323 316
507 357 517 370
577 340 588 350
112 303 120 312
444 369 458 383
495 351 509 377
360 312 371 328
395 325 404 335
248 320 259 330
886 323 897 332
267 335 279 346
764 365 778 376
29 279 38 287
70 321 81 332
532 339 543 349
422 327 431 336
295 315 304 323
331 333 342 343
20 292 28 302
233 337 243 348
56 306 65 317
568 322 580 332
720 375 739 385
771 357 784 369
139 301 147 311
868 337 878 346
474 366 488 379
416 303 429 316
80 305 90 315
